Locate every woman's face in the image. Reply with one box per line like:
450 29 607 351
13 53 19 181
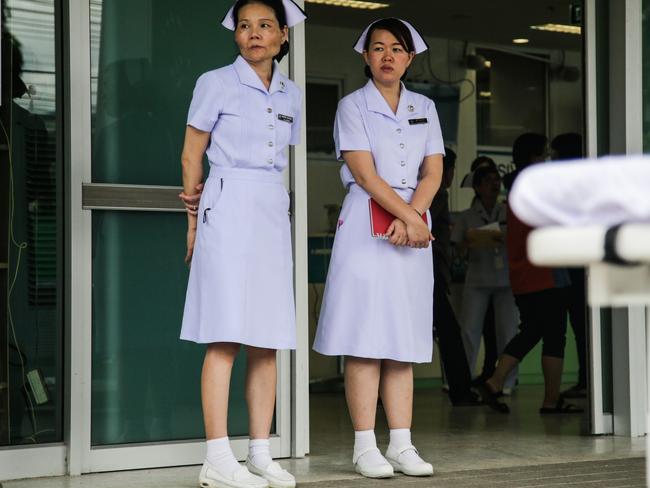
474 172 502 200
234 3 288 64
363 28 414 85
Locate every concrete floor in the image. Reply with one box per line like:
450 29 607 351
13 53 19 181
3 385 646 487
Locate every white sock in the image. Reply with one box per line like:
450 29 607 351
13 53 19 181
248 438 273 470
206 437 241 476
387 428 421 464
353 430 389 467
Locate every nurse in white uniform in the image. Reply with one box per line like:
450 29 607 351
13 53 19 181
179 1 304 487
313 18 444 479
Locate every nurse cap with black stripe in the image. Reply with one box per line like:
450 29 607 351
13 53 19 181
353 18 428 54
221 0 307 30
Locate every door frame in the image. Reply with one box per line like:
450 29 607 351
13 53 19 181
584 0 646 436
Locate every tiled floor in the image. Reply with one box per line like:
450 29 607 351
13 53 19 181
3 385 646 487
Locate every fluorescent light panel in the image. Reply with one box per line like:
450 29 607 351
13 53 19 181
305 0 389 9
530 23 582 35
512 38 529 44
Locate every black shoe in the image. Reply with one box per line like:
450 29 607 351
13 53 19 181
451 391 483 407
478 382 510 414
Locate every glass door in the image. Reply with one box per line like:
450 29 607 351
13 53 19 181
0 0 67 479
74 0 292 472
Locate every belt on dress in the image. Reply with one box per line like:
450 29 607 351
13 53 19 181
208 166 284 185
348 182 415 199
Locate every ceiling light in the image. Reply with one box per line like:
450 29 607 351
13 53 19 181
530 24 582 35
305 0 389 9
479 91 492 98
512 38 529 44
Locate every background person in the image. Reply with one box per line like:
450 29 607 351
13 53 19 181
452 166 519 395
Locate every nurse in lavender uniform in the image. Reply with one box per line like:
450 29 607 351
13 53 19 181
178 1 305 487
313 18 444 480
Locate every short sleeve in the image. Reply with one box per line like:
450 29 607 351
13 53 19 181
187 72 223 133
450 211 467 244
333 97 371 161
289 91 302 146
425 100 445 157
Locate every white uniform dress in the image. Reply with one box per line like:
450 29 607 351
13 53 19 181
313 80 445 363
180 55 302 349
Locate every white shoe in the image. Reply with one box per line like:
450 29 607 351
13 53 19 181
353 447 394 478
385 445 434 477
246 458 296 488
199 461 269 488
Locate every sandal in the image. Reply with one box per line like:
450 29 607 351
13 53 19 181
539 398 584 414
478 382 510 414
560 384 587 399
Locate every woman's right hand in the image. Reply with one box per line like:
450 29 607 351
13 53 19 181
179 183 204 215
185 226 196 264
406 214 432 248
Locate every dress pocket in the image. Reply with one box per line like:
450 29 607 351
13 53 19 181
201 178 226 226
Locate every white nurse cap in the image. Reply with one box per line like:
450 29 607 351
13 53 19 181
221 0 307 30
353 18 428 54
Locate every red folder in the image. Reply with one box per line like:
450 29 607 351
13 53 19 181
369 198 428 238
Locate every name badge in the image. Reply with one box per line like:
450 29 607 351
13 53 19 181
277 114 294 123
408 118 428 125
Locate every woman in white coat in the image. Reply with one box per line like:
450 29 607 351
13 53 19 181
313 18 444 480
179 1 304 487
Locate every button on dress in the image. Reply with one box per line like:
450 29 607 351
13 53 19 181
180 56 302 349
313 80 444 363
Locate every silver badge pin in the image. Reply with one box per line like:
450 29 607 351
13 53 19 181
408 105 414 112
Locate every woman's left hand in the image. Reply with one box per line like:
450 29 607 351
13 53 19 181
386 219 408 246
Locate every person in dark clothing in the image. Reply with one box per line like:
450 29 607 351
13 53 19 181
502 133 549 192
430 148 481 406
479 133 582 415
551 133 588 398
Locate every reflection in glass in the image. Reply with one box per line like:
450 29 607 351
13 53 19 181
0 0 62 446
476 49 547 148
89 0 252 446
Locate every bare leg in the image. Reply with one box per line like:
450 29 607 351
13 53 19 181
345 357 381 431
245 346 277 439
202 342 241 439
379 360 413 430
485 354 519 393
541 356 564 408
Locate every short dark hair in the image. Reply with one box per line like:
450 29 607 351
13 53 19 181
470 156 496 172
551 133 583 160
362 18 415 80
472 165 500 188
232 0 290 62
442 147 456 170
512 133 547 169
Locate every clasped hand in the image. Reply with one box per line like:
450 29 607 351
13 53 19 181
386 213 433 249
